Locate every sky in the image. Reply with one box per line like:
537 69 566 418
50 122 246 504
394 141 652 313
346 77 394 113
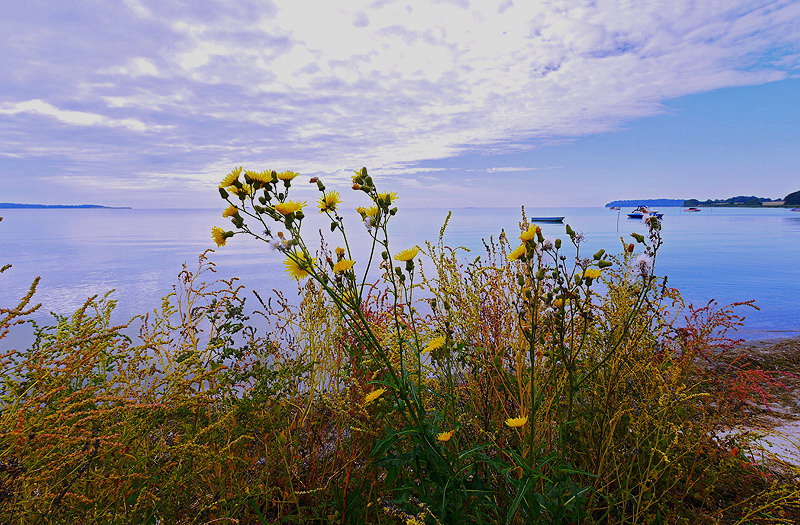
1 0 799 209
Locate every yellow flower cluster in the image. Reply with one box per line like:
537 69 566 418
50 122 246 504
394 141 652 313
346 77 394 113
333 259 355 273
519 225 540 242
423 336 445 354
583 268 602 279
284 251 315 280
507 245 526 261
505 415 528 428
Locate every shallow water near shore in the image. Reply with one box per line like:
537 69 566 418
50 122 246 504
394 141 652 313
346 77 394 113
1 205 798 348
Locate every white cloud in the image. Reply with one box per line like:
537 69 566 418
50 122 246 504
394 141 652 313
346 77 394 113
0 99 165 132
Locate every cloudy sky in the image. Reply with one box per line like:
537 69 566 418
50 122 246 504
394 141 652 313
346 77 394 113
1 0 799 208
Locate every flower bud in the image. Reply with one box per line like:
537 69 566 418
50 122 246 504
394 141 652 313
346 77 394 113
295 210 305 220
330 222 337 232
593 249 605 260
352 183 361 190
381 251 389 260
309 177 319 183
316 180 325 191
555 238 562 249
405 259 414 272
518 275 525 286
631 232 645 243
389 207 398 216
218 187 229 199
598 260 613 268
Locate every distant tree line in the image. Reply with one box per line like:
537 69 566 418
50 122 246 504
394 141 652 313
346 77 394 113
683 190 799 207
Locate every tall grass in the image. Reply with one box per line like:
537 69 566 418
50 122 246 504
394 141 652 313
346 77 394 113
0 173 798 524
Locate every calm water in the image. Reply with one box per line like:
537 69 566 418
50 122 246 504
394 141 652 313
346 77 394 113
1 206 799 348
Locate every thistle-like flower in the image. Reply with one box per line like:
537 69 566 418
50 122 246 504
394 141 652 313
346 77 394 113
507 244 526 261
284 251 314 280
505 416 528 428
219 167 242 188
276 171 300 181
318 192 341 212
519 225 539 242
364 387 386 404
222 205 239 218
394 247 419 261
436 430 454 442
273 201 306 215
583 268 601 279
211 226 230 247
423 336 445 354
333 259 355 273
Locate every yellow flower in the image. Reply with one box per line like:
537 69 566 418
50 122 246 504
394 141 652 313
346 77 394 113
553 298 570 308
364 387 386 404
273 201 306 215
377 191 398 203
505 416 528 428
362 206 379 217
284 251 314 280
519 225 540 242
333 259 356 273
248 170 273 183
394 246 419 261
219 167 242 188
318 192 341 212
222 205 239 218
436 430 454 442
335 246 346 258
211 226 229 247
583 268 602 279
276 171 299 181
507 244 526 261
227 183 252 197
423 336 445 354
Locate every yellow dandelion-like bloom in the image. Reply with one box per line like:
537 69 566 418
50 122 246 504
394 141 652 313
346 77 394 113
333 259 355 273
394 246 419 261
273 201 306 215
364 387 386 404
423 336 445 354
284 251 314 280
211 226 229 247
507 244 526 261
377 191 398 203
553 298 570 308
227 183 253 197
436 430 454 442
219 167 242 188
505 416 528 428
222 205 239 218
335 246 346 258
318 192 341 212
583 268 602 279
248 170 273 183
276 171 299 181
519 225 540 242
363 206 379 217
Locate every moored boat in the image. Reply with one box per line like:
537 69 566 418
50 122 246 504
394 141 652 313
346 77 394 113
627 206 664 219
530 216 565 223
792 208 800 212
685 207 701 212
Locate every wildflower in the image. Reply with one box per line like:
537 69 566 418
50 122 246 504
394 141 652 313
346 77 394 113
519 225 539 242
335 246 346 258
211 226 230 247
436 430 454 442
507 244 526 261
318 192 341 212
362 206 380 217
284 251 314 280
333 259 355 273
634 253 653 277
219 167 242 188
364 387 386 404
541 239 554 251
423 336 445 354
276 171 299 181
227 183 253 198
553 298 570 309
394 247 419 261
268 238 287 251
377 191 398 203
583 268 601 279
248 170 273 183
222 205 239 218
273 201 306 215
505 415 528 428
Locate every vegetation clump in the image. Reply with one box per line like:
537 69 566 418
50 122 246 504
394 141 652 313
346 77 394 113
0 171 798 524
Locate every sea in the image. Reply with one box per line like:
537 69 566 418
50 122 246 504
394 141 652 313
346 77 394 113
1 206 799 349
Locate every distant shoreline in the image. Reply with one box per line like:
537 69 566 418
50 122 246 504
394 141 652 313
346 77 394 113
0 203 131 209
